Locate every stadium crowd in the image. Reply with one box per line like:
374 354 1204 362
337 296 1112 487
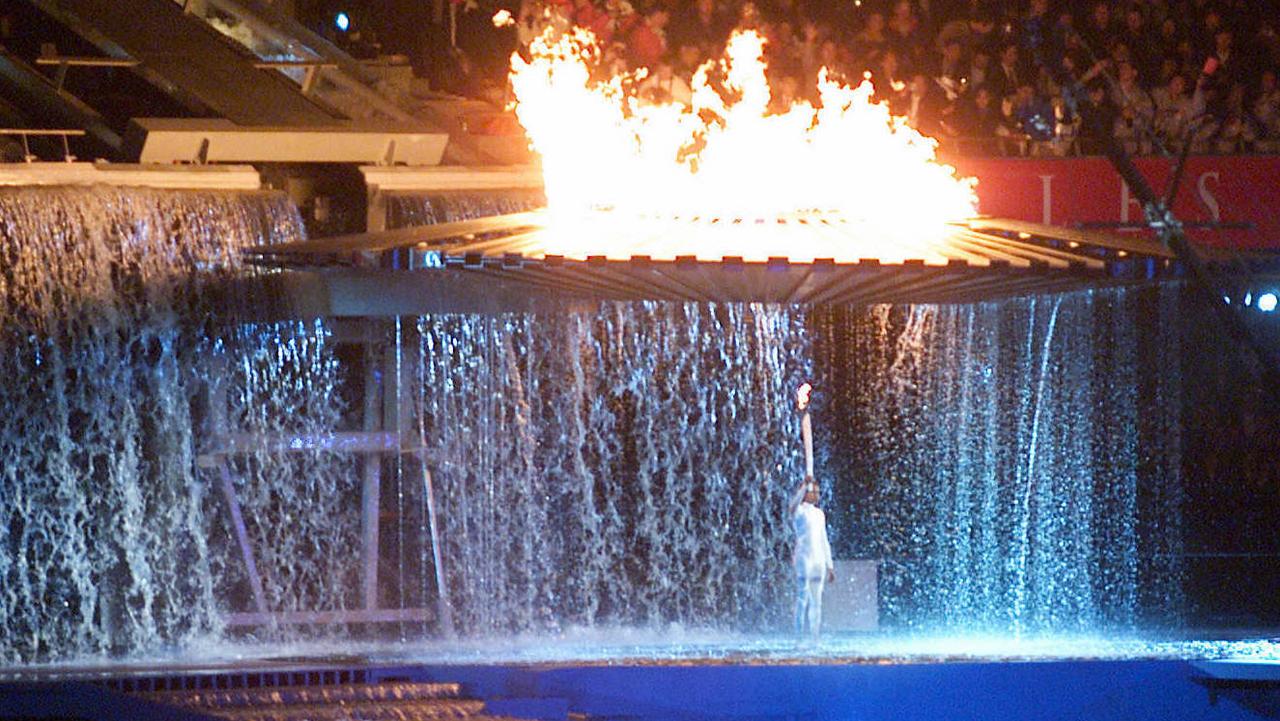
454 0 1280 156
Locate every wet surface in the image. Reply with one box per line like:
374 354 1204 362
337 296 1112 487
6 630 1280 680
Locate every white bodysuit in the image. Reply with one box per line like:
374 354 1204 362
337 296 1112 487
793 501 833 635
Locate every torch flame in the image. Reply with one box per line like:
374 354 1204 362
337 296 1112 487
508 28 978 262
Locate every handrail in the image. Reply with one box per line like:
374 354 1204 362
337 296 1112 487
34 56 140 67
35 54 140 91
253 60 339 95
0 128 86 162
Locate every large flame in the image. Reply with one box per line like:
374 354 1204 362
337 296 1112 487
508 28 978 262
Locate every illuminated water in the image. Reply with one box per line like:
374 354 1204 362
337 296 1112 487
7 631 1279 677
810 291 1183 634
413 304 811 633
0 187 1189 667
0 187 353 664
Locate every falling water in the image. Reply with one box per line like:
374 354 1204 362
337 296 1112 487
0 183 1189 663
386 189 546 227
814 288 1183 634
0 186 351 664
376 193 1186 637
412 303 813 633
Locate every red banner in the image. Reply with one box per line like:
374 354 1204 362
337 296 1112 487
949 155 1280 250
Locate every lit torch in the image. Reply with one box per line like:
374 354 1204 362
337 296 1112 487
797 382 813 479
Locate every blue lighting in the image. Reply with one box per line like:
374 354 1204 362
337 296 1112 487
1259 292 1278 313
335 11 351 32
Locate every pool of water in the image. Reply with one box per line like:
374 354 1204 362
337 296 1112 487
6 629 1279 680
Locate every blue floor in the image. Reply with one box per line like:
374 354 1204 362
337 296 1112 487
5 634 1280 720
422 658 1279 720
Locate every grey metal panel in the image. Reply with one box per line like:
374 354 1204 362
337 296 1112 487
0 48 121 152
131 118 447 165
30 0 339 125
245 211 1206 309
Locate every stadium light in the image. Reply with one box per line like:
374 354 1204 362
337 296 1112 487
1259 292 1278 313
335 11 351 32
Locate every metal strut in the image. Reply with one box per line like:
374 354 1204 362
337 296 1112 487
1029 26 1280 407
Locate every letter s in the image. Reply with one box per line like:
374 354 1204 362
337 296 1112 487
1197 172 1221 222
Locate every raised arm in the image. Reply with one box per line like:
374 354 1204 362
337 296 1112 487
789 473 812 515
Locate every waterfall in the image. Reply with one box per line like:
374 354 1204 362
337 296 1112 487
411 303 812 633
0 186 349 664
0 182 1189 664
386 189 546 227
813 289 1184 634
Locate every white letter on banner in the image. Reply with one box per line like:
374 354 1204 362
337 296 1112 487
1120 181 1143 224
1039 175 1054 225
1197 172 1221 222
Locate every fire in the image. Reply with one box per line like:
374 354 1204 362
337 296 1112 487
508 28 978 263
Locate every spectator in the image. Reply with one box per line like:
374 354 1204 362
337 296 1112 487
1081 1 1118 57
815 37 853 86
1155 56 1180 89
1111 61 1156 154
1253 69 1280 148
1020 0 1051 53
967 48 991 90
673 42 705 78
887 1 920 44
1081 81 1118 154
1153 73 1195 148
996 81 1054 155
906 73 948 137
854 11 889 68
764 0 803 30
954 84 1001 152
573 0 617 45
764 19 805 82
958 7 997 57
989 43 1024 103
627 8 669 69
874 49 909 111
516 0 568 47
1203 26 1242 119
1013 81 1055 140
1213 83 1261 152
887 0 927 75
1050 95 1081 155
771 74 802 112
638 59 693 104
934 38 967 98
1211 26 1241 79
1255 19 1280 70
669 0 730 54
795 20 823 84
1123 7 1158 83
1156 17 1183 68
1197 9 1225 60
470 0 1279 158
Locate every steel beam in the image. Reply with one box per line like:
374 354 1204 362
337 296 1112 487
361 331 384 612
215 463 270 616
422 465 453 637
224 607 430 627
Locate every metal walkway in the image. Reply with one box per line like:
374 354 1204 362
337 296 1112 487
29 0 340 126
136 679 502 721
0 46 121 154
244 210 1220 313
0 665 533 721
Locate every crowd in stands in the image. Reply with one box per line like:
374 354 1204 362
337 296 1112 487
454 0 1280 156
